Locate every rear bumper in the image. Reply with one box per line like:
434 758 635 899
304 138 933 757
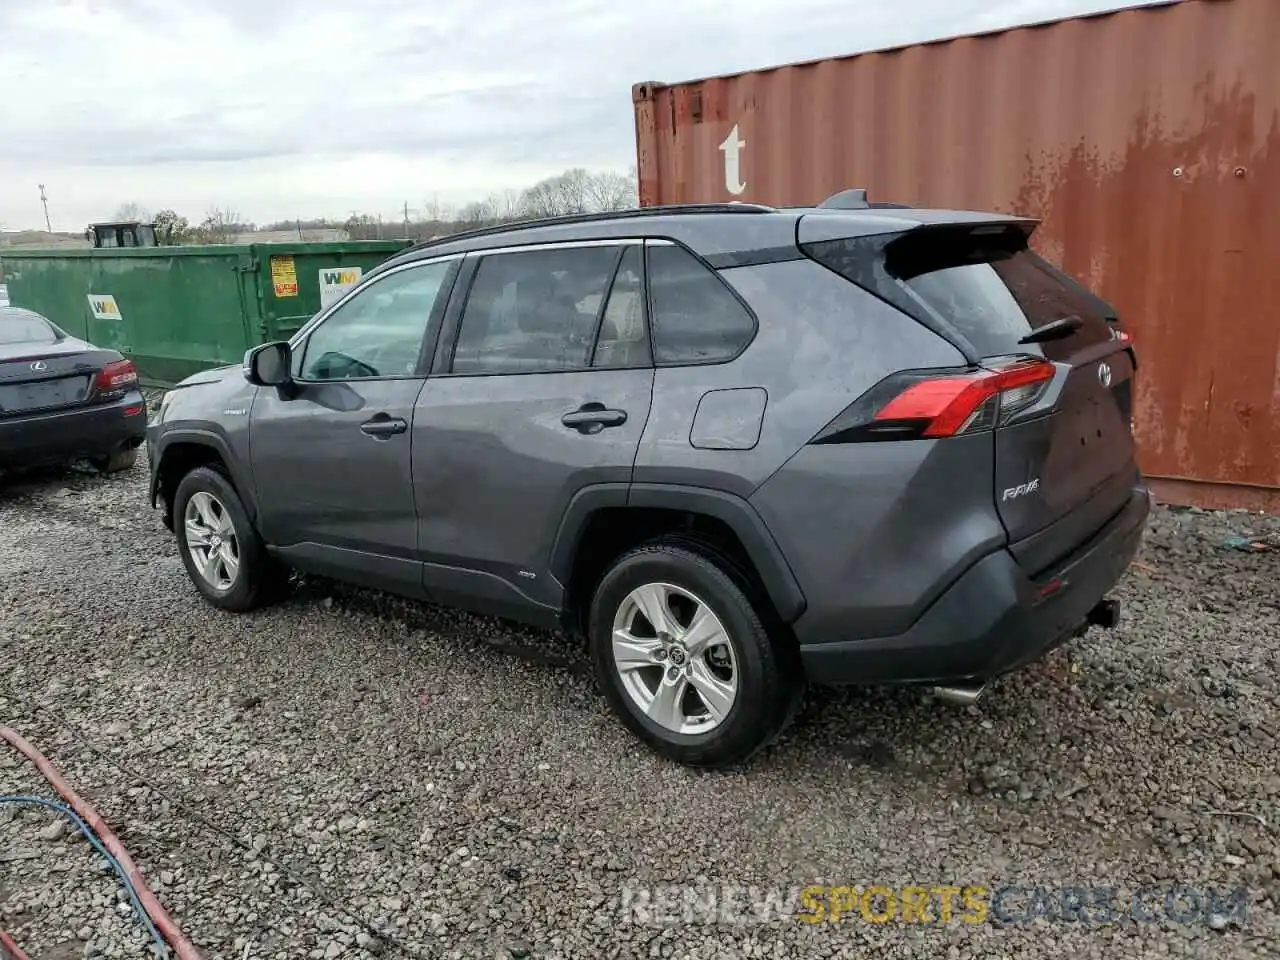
0 392 147 469
799 485 1151 685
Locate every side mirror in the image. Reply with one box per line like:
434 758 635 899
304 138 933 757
244 341 292 388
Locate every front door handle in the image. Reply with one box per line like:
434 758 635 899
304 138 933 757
360 415 407 438
562 403 627 434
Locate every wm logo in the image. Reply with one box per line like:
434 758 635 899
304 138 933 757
322 269 360 285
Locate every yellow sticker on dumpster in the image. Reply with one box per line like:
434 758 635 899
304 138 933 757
87 293 122 319
270 255 298 297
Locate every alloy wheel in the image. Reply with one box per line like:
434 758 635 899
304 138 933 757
184 491 240 591
611 582 739 735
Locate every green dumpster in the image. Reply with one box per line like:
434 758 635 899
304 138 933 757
0 240 411 386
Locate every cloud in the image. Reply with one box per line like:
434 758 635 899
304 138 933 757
0 0 1169 228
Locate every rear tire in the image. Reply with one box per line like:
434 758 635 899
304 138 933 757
173 466 289 612
93 446 138 474
588 538 800 768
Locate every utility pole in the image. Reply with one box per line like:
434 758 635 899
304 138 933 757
38 184 51 232
403 201 410 236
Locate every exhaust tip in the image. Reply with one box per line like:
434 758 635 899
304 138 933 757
931 683 986 706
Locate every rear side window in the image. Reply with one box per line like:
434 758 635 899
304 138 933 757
647 244 755 364
452 246 619 374
0 309 58 346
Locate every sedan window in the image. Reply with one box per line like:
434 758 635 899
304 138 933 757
0 308 59 345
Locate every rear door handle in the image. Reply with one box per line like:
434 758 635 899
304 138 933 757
360 415 407 438
562 403 627 434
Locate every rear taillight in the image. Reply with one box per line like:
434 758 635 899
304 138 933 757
93 359 138 396
812 358 1056 444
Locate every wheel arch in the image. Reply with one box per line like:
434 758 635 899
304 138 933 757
550 483 807 634
151 430 257 530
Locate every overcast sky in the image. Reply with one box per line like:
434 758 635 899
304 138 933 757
0 0 1166 230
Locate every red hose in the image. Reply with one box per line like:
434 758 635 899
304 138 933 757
0 727 203 960
0 930 33 960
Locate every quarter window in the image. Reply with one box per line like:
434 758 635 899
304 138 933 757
647 244 755 364
451 246 623 374
300 260 453 380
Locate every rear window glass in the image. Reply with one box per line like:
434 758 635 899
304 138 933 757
0 310 57 345
891 236 1112 358
802 225 1115 361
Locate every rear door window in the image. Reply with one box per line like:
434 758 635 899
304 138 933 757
450 245 622 374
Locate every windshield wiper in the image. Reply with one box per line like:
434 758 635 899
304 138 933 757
1018 315 1082 344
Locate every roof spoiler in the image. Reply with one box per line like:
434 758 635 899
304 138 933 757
818 188 912 210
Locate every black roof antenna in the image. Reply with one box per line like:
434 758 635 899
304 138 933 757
817 188 913 210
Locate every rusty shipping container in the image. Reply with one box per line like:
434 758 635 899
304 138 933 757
633 0 1280 512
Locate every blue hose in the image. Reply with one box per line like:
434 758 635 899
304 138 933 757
0 796 170 958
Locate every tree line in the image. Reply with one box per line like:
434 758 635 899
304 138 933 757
112 167 639 246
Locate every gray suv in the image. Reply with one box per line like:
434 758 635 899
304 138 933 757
147 191 1149 767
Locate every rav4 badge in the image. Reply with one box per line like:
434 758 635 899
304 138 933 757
1002 478 1041 501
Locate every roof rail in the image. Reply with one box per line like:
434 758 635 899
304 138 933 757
402 203 777 255
817 188 914 210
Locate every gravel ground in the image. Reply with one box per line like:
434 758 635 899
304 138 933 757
1 452 1278 960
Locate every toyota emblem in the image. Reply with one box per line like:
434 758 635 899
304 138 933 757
1097 362 1112 388
29 360 48 372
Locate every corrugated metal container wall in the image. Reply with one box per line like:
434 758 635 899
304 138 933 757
634 0 1280 512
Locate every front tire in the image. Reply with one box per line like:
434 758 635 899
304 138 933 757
588 538 800 768
173 466 288 612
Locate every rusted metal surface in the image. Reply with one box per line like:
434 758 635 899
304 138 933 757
634 0 1280 509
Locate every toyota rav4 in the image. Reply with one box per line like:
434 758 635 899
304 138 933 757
147 192 1149 767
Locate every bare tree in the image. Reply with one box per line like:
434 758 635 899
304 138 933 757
517 168 639 219
229 167 636 249
193 206 243 244
112 201 150 222
583 169 639 212
344 213 380 241
517 178 566 219
422 195 455 225
556 168 593 215
485 189 523 222
457 200 494 226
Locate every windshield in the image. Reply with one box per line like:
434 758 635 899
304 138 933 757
0 308 59 346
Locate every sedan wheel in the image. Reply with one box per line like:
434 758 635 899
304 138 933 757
611 581 740 735
183 491 241 591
